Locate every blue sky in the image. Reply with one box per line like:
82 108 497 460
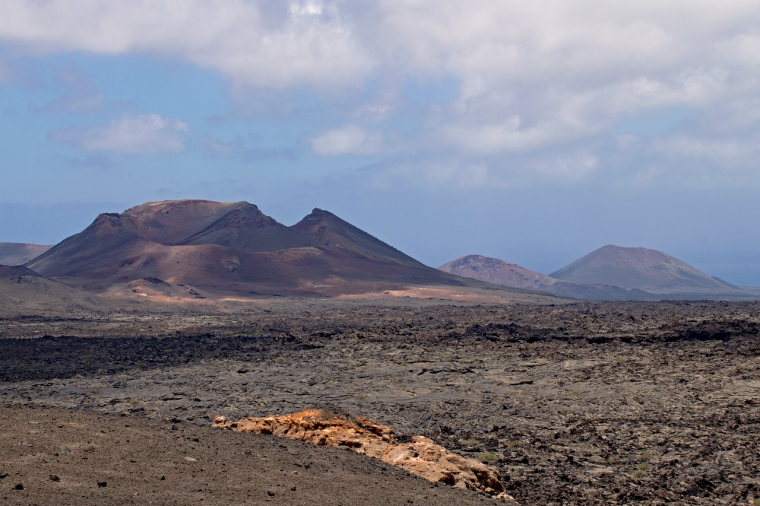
1 1 760 284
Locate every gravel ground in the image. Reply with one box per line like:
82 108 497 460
0 404 494 505
1 301 759 504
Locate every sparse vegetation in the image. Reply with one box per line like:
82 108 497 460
478 452 498 463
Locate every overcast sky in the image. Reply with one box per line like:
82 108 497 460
1 1 759 284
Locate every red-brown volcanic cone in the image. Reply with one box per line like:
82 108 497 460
26 200 498 297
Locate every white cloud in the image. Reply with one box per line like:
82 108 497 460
3 1 760 186
371 0 760 169
4 1 755 94
54 114 188 154
608 131 760 189
290 1 324 17
0 0 371 89
311 124 381 155
371 1 759 86
443 116 562 154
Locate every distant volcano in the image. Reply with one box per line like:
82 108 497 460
439 255 648 300
27 200 497 297
440 247 754 300
550 245 736 294
0 242 51 266
440 255 551 289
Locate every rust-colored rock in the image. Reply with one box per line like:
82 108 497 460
213 409 511 500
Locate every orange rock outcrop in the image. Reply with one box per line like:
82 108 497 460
213 410 511 500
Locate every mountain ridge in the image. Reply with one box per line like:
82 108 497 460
26 200 526 298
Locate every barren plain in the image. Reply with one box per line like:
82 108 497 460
1 300 759 504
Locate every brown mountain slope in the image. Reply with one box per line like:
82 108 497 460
27 200 509 297
440 255 651 300
181 202 292 251
289 209 425 265
0 242 51 265
550 245 736 294
122 199 251 244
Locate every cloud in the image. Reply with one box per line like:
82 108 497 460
0 0 371 89
371 1 759 86
3 1 760 186
442 116 559 154
606 129 760 189
4 1 754 95
53 114 188 154
311 124 381 155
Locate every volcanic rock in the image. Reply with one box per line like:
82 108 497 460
213 409 510 499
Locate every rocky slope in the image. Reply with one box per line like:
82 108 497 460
214 410 509 499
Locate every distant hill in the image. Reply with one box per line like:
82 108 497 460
0 265 43 279
440 248 758 301
0 242 51 265
440 255 552 289
550 245 736 294
439 255 650 300
27 200 529 298
0 265 101 316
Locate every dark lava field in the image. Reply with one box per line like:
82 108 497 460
1 301 759 505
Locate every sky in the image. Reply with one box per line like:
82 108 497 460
1 0 760 285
